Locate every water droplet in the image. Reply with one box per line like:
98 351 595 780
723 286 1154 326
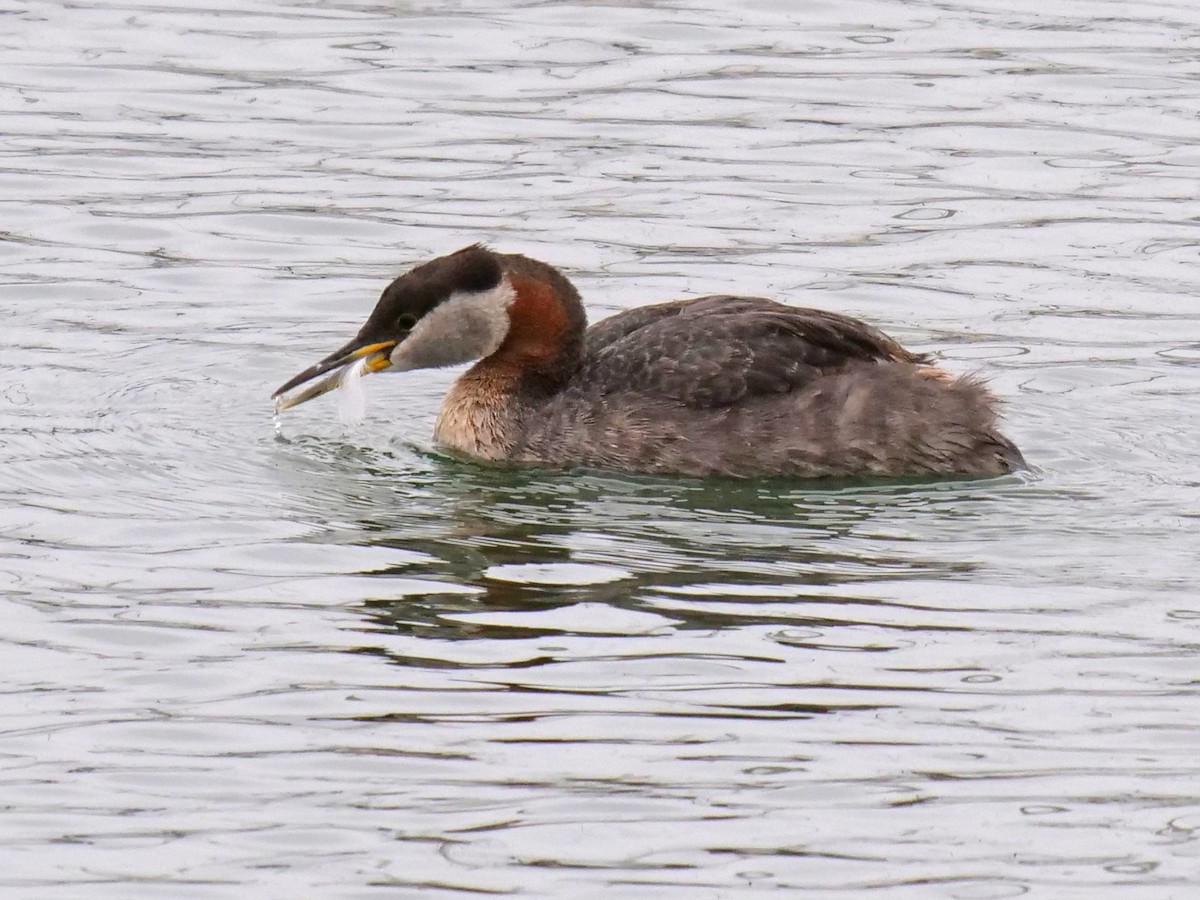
894 207 956 221
1104 860 1157 875
338 356 370 427
1156 345 1200 363
950 881 1028 899
1165 814 1200 833
769 628 824 646
483 563 632 586
737 870 774 880
1043 156 1125 169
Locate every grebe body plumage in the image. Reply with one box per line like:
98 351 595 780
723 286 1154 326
273 245 1024 479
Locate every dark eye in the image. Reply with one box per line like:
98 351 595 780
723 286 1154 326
396 313 417 331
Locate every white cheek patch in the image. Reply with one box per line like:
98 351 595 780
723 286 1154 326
390 277 515 372
337 355 370 426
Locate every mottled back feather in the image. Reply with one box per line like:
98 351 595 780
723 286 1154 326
578 295 927 409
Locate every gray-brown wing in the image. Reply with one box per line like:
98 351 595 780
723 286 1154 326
577 295 926 409
583 299 691 356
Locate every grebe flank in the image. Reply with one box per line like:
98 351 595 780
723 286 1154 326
273 245 1025 478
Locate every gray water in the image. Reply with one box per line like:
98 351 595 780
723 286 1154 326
3 1 1200 897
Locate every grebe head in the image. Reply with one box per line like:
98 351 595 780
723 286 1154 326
274 244 580 411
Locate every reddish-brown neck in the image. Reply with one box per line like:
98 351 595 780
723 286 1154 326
479 270 585 390
435 274 582 459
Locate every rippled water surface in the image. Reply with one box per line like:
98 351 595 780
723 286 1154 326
4 1 1200 897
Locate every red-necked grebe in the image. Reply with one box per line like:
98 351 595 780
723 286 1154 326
273 245 1024 478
